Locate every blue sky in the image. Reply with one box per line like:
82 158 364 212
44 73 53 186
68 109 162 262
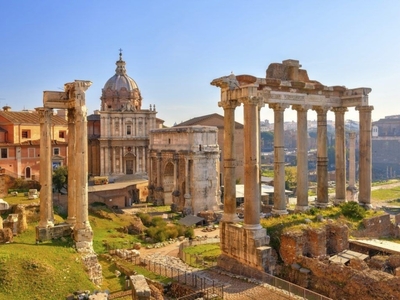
0 1 399 127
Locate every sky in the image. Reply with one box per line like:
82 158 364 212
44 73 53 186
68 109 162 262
0 1 399 127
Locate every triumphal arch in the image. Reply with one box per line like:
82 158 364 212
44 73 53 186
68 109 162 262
36 80 94 252
211 59 373 275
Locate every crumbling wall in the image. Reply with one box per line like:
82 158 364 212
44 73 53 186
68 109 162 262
82 253 102 286
295 256 400 300
326 222 349 254
352 214 394 238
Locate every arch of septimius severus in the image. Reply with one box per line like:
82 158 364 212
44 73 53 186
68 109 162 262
211 59 373 275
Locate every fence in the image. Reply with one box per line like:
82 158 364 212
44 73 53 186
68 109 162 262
179 237 331 300
130 256 224 299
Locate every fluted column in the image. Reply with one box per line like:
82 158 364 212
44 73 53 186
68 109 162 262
67 108 76 225
292 105 310 211
313 106 330 207
356 105 374 208
36 107 54 228
332 107 348 204
270 103 289 215
218 99 240 223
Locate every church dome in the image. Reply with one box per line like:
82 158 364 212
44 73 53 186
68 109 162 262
101 51 143 112
103 52 138 91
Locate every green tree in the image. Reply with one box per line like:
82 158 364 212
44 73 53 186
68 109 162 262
285 166 297 190
261 131 274 151
52 166 68 193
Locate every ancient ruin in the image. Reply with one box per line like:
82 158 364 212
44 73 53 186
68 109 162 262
211 59 373 276
36 80 94 252
148 125 221 215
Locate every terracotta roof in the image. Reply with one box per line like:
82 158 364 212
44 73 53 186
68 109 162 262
174 113 243 129
0 111 67 126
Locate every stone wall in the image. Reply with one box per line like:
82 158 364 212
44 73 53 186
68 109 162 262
280 222 349 265
352 214 394 238
82 253 102 286
293 256 400 300
36 223 72 242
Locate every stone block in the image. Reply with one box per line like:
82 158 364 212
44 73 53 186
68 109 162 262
130 275 151 300
0 228 13 243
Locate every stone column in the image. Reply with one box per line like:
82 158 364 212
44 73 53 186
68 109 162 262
184 158 192 214
67 108 76 225
241 96 263 229
218 99 240 223
348 132 357 188
356 105 374 208
156 152 162 187
36 107 54 228
72 81 93 251
112 148 116 174
313 106 330 207
269 103 289 215
332 107 348 204
292 105 310 211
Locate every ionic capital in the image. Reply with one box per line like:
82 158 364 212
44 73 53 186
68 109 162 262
331 107 348 115
218 99 240 110
349 131 357 139
269 103 289 112
292 104 311 112
356 105 374 113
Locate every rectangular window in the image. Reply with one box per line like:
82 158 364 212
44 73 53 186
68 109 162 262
1 148 7 158
59 131 66 138
22 130 31 138
127 125 132 135
28 148 35 158
53 148 60 155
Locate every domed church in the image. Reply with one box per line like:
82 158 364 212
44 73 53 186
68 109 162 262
88 51 163 178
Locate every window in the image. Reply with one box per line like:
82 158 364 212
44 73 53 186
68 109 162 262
1 148 7 158
22 130 31 138
127 125 132 135
53 148 60 155
59 131 66 138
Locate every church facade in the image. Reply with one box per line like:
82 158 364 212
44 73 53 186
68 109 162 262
89 52 163 177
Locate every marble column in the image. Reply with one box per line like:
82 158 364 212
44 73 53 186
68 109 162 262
36 107 54 228
241 96 262 229
67 108 76 225
313 106 330 207
218 99 240 223
269 103 289 215
332 107 348 204
356 105 374 208
292 105 310 211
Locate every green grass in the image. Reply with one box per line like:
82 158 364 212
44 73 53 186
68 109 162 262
183 244 221 268
2 193 39 205
371 186 400 202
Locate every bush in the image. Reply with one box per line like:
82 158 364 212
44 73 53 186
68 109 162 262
184 227 195 239
340 202 366 220
137 213 152 227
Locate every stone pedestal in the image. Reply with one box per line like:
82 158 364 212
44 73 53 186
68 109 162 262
218 222 273 276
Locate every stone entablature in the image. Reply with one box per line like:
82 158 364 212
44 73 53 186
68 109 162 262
148 125 221 215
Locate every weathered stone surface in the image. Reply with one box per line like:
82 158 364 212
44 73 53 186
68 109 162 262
0 228 13 243
82 253 102 286
130 274 151 300
36 223 72 242
353 214 394 238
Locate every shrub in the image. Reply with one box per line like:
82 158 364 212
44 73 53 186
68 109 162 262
184 227 195 239
137 213 152 227
340 202 366 220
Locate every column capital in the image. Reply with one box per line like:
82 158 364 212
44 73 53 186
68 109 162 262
349 131 357 138
312 106 330 115
35 107 53 123
356 105 374 112
269 103 289 111
292 104 311 112
218 99 240 110
331 107 348 114
239 96 264 107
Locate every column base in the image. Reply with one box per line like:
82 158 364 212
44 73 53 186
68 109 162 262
334 198 346 205
315 202 331 208
271 208 288 215
74 226 94 253
243 223 262 230
295 205 309 212
221 213 240 223
359 202 373 210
